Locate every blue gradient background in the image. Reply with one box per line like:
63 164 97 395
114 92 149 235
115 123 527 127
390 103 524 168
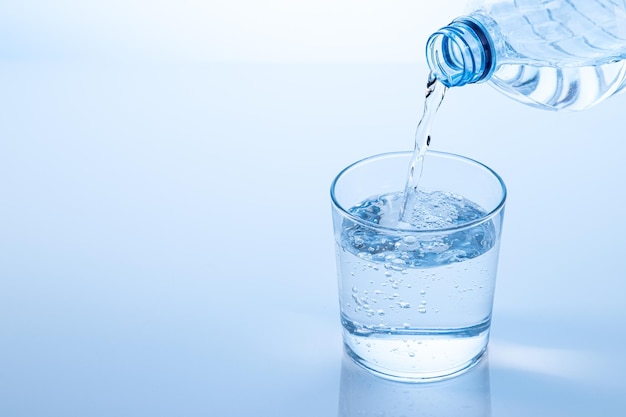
1 2 625 416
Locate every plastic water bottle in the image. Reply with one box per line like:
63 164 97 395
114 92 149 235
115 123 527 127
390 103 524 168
426 0 626 110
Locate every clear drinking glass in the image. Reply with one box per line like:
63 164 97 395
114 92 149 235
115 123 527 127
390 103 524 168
331 151 506 381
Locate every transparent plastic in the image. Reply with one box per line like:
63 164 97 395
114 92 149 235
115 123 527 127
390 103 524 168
426 0 626 110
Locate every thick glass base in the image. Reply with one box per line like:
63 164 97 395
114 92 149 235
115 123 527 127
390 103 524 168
343 325 490 383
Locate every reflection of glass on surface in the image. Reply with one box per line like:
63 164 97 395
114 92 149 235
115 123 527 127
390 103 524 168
338 349 492 417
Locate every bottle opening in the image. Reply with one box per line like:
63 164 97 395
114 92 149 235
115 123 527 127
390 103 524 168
426 18 494 87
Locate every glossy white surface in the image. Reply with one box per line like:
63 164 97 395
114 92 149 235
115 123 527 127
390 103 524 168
1 60 625 415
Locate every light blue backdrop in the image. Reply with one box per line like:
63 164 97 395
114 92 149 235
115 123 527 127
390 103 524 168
1 2 625 416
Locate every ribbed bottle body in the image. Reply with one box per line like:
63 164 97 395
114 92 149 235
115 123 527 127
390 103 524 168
427 0 626 110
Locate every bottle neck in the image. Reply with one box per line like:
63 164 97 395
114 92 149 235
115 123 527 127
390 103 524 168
426 17 495 87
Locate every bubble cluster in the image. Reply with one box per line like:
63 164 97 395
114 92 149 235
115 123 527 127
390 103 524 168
342 191 496 268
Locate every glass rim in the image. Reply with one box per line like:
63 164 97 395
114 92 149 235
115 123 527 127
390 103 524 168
330 150 507 234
